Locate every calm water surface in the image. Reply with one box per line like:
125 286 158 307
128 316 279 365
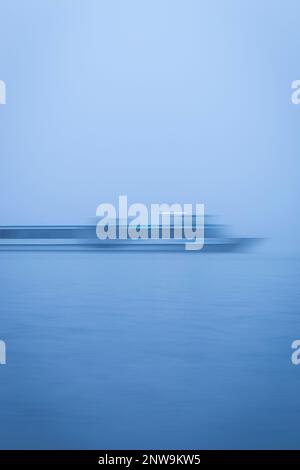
0 252 299 449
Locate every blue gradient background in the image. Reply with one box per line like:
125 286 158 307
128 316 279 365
0 0 299 251
0 0 300 450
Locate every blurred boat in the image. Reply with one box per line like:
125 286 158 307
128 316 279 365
0 218 259 252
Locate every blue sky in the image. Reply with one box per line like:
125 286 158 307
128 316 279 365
0 0 299 252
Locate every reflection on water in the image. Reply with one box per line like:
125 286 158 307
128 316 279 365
0 252 299 449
